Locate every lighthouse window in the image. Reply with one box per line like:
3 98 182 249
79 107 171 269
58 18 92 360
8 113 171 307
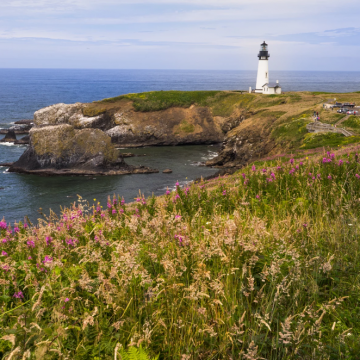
266 72 268 78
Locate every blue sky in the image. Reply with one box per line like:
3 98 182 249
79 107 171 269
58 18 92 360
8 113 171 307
0 0 360 70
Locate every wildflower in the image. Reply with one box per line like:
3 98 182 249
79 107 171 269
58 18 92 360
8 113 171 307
256 195 260 200
222 190 227 196
24 223 28 229
252 165 256 171
308 173 312 176
65 298 70 302
317 174 321 179
136 198 141 202
299 161 303 166
0 221 7 230
356 174 360 179
175 194 180 200
46 236 52 246
328 175 332 180
175 215 182 219
306 157 308 160
14 227 20 233
338 159 343 166
107 203 112 209
166 190 171 195
290 158 294 164
121 198 125 205
43 255 53 264
27 240 35 248
262 168 267 173
28 256 32 260
276 166 282 171
112 209 116 214
101 213 105 218
2 238 8 244
303 223 308 228
176 181 179 186
119 209 124 214
13 291 24 299
241 173 246 179
1 251 8 257
94 198 96 201
270 172 276 179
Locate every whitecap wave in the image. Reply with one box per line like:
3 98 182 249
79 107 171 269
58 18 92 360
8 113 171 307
0 142 17 146
201 150 218 161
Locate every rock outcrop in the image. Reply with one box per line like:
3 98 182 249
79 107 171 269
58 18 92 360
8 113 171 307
9 123 158 176
0 129 17 143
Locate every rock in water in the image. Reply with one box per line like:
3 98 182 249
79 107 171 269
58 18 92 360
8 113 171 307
9 125 158 176
0 129 16 143
14 135 30 145
163 169 173 174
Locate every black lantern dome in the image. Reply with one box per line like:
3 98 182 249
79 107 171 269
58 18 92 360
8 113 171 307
258 41 270 60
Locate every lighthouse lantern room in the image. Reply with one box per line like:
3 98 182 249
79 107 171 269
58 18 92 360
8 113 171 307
254 41 281 95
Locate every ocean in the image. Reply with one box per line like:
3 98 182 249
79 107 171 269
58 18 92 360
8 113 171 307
1 69 360 224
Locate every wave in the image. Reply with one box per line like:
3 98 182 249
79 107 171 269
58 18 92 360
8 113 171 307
0 142 18 147
200 150 218 161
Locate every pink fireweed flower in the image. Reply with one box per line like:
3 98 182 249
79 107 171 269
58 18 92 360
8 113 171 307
328 175 332 180
174 234 184 246
338 159 343 166
112 209 116 214
107 203 112 209
14 227 20 233
65 298 70 302
241 173 246 179
43 255 53 264
295 165 299 170
317 174 321 179
121 198 125 205
28 256 32 260
46 236 52 246
175 194 180 200
290 158 294 164
267 178 273 182
276 166 282 171
136 198 141 202
175 215 182 219
270 172 276 179
303 223 308 228
27 240 35 248
308 173 312 176
256 195 260 200
166 190 171 195
142 200 146 205
312 176 315 180
244 179 249 186
66 238 78 247
119 208 124 214
24 223 28 229
222 190 227 196
262 168 267 173
299 162 303 166
0 221 7 230
356 174 360 179
252 165 256 171
2 238 8 244
2 264 10 272
1 251 8 257
13 291 24 299
175 181 179 186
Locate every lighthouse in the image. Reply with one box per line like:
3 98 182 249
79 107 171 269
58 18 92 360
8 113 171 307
254 41 281 95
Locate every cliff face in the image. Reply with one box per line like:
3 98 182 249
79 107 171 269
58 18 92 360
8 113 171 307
10 91 360 175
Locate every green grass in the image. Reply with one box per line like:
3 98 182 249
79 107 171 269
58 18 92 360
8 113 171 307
342 116 360 129
301 132 360 149
2 150 360 359
271 118 311 148
179 120 195 133
99 91 222 112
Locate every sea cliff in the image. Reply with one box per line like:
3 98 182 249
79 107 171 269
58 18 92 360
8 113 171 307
9 90 360 175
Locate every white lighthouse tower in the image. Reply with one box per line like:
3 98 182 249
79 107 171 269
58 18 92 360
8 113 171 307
254 41 281 95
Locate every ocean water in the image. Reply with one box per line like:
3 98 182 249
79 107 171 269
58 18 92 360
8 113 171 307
1 69 360 224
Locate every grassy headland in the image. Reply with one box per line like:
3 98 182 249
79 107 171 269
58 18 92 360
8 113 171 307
1 143 360 359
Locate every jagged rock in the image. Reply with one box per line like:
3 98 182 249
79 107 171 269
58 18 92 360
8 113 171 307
14 135 30 145
34 103 83 126
163 169 173 174
9 125 158 176
0 125 31 135
14 119 34 125
0 129 16 143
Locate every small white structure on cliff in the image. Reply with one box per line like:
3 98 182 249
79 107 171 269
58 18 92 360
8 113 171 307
254 41 281 95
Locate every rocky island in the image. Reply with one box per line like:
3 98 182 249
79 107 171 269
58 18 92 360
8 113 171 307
9 90 360 175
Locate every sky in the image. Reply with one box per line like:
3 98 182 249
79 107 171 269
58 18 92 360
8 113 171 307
0 0 360 70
